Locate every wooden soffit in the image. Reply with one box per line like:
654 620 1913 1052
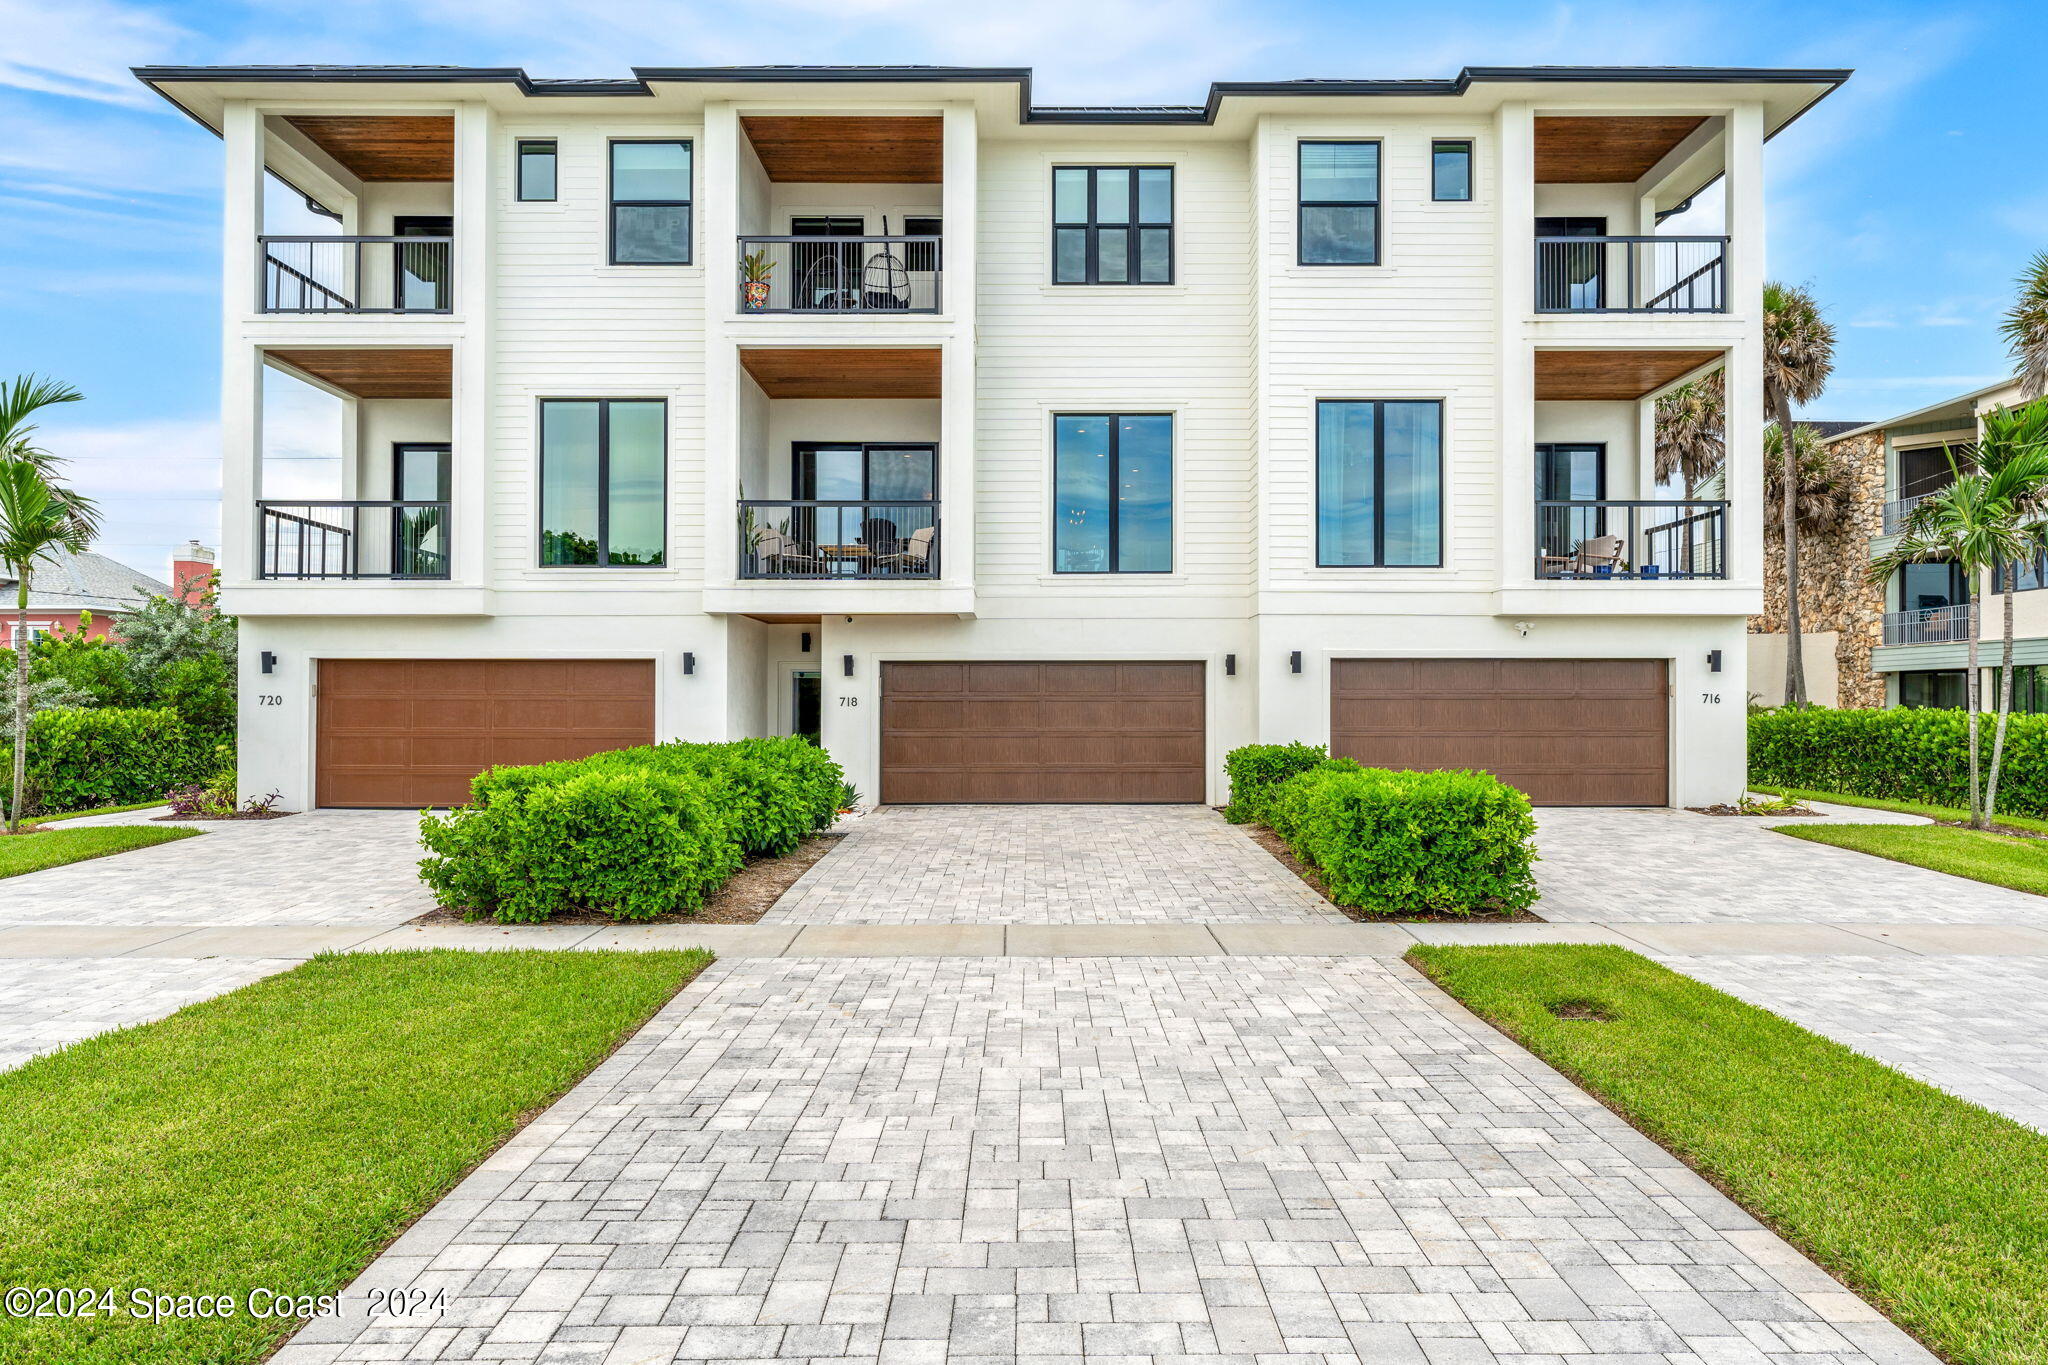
1534 116 1707 184
285 116 455 181
740 348 940 400
1535 349 1721 402
267 348 452 399
741 116 943 183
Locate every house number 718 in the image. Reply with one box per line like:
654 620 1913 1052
838 696 859 707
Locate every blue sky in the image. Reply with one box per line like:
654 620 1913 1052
0 0 2041 573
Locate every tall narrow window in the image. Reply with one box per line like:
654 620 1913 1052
1052 167 1173 284
609 140 691 264
539 399 666 567
1431 139 1472 202
517 139 556 202
1316 400 1441 567
1298 142 1380 265
1054 414 1173 573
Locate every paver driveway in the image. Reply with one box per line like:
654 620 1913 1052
280 955 1926 1365
0 955 298 1073
765 805 1343 924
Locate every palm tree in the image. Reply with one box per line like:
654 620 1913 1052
2001 252 2048 400
1870 421 2048 828
0 458 101 832
1654 369 1724 496
1968 400 2048 821
1763 422 1848 539
1763 282 1837 707
0 375 92 525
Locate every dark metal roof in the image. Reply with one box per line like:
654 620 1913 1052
1797 419 1872 439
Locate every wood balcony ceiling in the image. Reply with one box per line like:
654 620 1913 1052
267 348 452 399
1534 349 1721 402
284 116 455 181
740 347 940 400
741 116 942 183
1534 116 1707 183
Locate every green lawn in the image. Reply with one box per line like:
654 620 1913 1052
30 801 169 825
0 824 197 878
1776 822 2048 896
1750 784 2048 836
1409 944 2048 1365
0 948 710 1365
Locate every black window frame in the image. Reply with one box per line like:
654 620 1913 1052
1052 411 1175 574
536 397 669 569
1313 398 1445 568
1431 139 1473 202
1297 140 1382 267
516 139 557 203
790 442 939 502
1050 166 1175 286
607 138 693 266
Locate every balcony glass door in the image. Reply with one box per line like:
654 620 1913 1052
791 216 864 311
1536 443 1606 559
392 443 451 578
790 443 937 574
392 215 452 311
1535 216 1605 311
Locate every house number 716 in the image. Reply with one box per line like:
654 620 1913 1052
1701 693 1721 704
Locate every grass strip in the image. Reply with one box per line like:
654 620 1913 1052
1750 784 2048 836
1408 943 2048 1365
0 824 197 879
1775 822 2048 896
31 802 170 825
0 948 710 1365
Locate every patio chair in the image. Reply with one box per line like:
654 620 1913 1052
860 516 902 557
751 526 826 576
1573 535 1625 574
798 253 855 311
875 525 936 575
861 219 912 310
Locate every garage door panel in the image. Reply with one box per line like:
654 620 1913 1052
962 699 1045 730
885 662 965 693
1044 698 1124 731
964 663 1045 693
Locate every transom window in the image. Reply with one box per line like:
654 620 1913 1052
516 139 556 202
1298 142 1380 266
539 399 667 567
1052 167 1173 285
609 140 691 265
1316 399 1442 567
1431 140 1472 202
1053 414 1173 573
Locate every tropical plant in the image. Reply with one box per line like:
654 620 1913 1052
1869 408 2048 827
739 249 776 285
2000 250 2048 400
0 458 102 831
1653 368 1725 495
1762 282 1837 707
1762 422 1848 538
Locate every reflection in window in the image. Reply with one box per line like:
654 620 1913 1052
1299 142 1379 265
1052 167 1173 284
1316 400 1441 567
609 141 691 264
540 399 666 567
1054 414 1172 573
517 140 556 202
1431 140 1472 201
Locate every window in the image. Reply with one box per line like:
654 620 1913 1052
1053 414 1172 573
539 399 666 567
1898 669 1969 710
1535 443 1605 559
516 140 556 202
1298 141 1380 265
2015 665 2048 715
792 444 936 502
1052 167 1173 284
903 214 942 274
1897 560 1970 612
608 140 691 265
1316 400 1442 567
1898 442 1974 500
1431 140 1472 201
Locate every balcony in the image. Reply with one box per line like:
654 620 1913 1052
260 235 452 314
1534 236 1728 314
1881 493 1928 536
1535 499 1727 580
1884 604 1976 646
258 501 450 580
738 235 940 315
739 500 938 579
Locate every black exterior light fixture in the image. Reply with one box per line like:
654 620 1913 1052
843 654 855 678
260 650 278 674
1224 654 1236 676
801 631 812 653
1289 651 1302 675
682 652 696 675
1707 649 1723 673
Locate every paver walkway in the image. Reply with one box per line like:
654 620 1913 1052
279 955 1927 1365
765 805 1344 924
0 955 296 1072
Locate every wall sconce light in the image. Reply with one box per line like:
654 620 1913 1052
800 631 812 653
1707 649 1723 673
1224 654 1236 677
842 654 854 678
682 652 695 675
1289 651 1302 675
260 650 277 674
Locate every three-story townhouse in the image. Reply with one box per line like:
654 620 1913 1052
135 63 1847 810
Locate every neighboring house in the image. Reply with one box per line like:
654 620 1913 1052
170 539 218 606
0 547 169 647
1829 377 2048 712
1746 418 1887 708
137 63 1847 811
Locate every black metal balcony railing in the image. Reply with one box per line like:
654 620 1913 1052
259 236 453 313
258 501 451 580
1535 499 1728 580
737 236 940 314
1884 604 1976 646
1534 235 1729 314
739 501 939 579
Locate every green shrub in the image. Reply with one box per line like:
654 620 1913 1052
1222 741 1330 823
1266 765 1539 917
0 707 214 816
1749 707 2048 818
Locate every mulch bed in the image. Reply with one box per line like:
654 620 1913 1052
1933 817 2048 842
152 812 296 822
1239 823 1545 924
406 832 843 927
1687 803 1822 818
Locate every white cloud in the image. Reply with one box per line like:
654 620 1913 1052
0 0 186 106
32 414 221 577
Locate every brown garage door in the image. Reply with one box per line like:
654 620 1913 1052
881 661 1204 803
1331 658 1667 806
316 659 656 808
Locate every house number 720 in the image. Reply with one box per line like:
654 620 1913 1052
257 695 284 705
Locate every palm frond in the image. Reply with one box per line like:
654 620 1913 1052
1763 421 1847 536
2000 252 2048 401
1761 281 1837 409
0 374 84 462
1654 369 1725 489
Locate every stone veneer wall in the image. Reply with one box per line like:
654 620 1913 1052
1750 430 1888 707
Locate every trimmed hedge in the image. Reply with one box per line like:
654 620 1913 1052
0 707 217 816
418 737 845 922
1222 741 1332 824
1749 707 2048 818
1254 759 1539 917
